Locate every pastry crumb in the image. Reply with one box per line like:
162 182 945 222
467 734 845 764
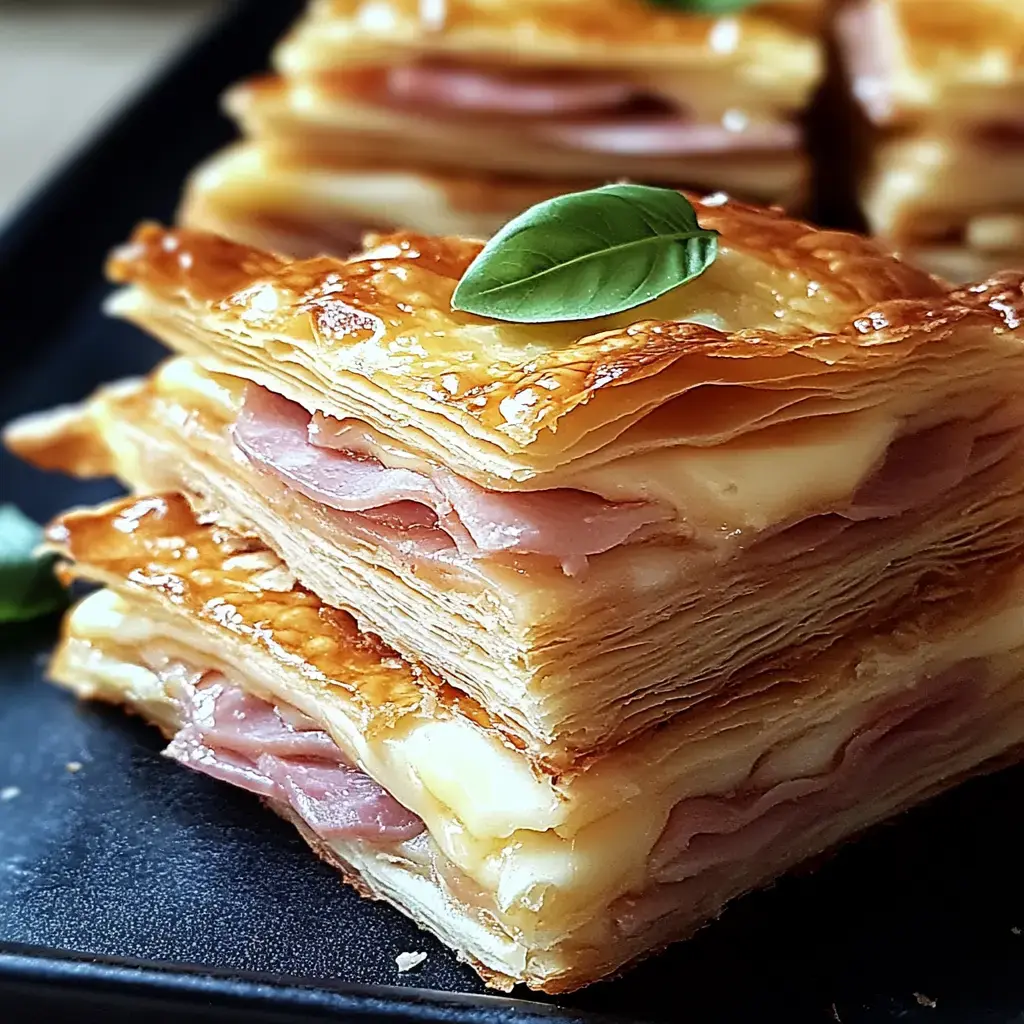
395 951 428 972
913 993 937 1008
65 761 83 774
0 786 21 802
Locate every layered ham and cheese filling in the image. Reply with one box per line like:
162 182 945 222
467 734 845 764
15 345 1024 767
225 73 806 204
47 494 1024 992
313 61 803 157
8 217 1023 767
247 0 819 197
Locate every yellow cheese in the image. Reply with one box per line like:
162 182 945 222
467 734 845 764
60 578 1024 941
569 409 896 529
396 718 562 838
154 356 242 416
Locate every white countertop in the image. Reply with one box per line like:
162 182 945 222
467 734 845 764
0 3 220 226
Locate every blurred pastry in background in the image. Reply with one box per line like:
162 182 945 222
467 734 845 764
181 0 824 255
181 143 588 257
837 0 1024 280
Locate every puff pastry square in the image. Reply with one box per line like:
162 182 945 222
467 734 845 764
11 196 1024 991
837 0 1024 279
181 0 823 254
43 493 1024 993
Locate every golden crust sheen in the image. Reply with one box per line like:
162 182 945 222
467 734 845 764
280 0 824 70
45 493 498 738
893 0 1024 71
103 196 978 452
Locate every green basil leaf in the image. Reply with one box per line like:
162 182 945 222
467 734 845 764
0 504 68 623
450 184 718 324
647 0 756 13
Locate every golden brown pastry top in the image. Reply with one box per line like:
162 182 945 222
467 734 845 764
46 493 502 739
104 196 1024 488
894 0 1024 68
107 202 938 417
277 0 824 73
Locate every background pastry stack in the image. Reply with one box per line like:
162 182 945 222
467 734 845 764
181 0 824 256
9 191 1024 991
837 0 1024 281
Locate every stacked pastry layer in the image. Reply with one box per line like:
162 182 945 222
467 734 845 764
181 0 823 255
837 0 1024 280
10 197 1024 991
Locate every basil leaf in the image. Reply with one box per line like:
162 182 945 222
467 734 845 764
451 184 718 324
648 0 756 12
0 504 68 623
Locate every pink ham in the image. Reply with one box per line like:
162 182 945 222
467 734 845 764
165 674 424 843
845 411 1024 521
182 678 343 761
233 389 442 516
615 660 989 937
647 661 985 887
386 62 639 116
166 725 280 799
378 61 799 155
432 469 660 565
835 0 898 124
844 418 977 521
233 384 664 573
258 754 424 841
538 117 801 155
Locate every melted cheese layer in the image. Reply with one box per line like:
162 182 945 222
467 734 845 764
63 565 1024 936
155 356 897 533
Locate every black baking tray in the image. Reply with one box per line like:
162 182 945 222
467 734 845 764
1 2 1023 1022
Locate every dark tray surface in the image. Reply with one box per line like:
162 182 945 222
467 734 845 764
1 2 1023 1021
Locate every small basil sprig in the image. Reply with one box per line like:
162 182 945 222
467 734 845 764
648 0 756 12
451 184 719 324
0 504 68 623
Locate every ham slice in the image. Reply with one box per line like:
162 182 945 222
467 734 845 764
845 410 1023 521
165 674 424 843
233 384 664 573
844 418 977 521
376 62 798 155
386 63 639 116
616 661 987 936
538 118 801 155
234 386 1024 573
257 754 423 841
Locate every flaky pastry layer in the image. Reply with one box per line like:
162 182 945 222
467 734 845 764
277 1 823 82
45 494 1024 991
179 142 590 258
224 75 809 200
862 133 1024 244
100 201 972 491
14 341 1024 766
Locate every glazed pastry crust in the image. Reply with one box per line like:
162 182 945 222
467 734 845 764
103 196 966 487
44 533 1024 993
277 0 824 74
